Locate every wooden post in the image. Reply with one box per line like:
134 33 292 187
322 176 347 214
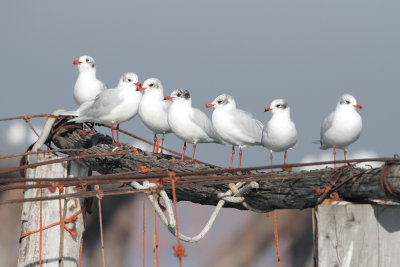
18 154 88 267
316 203 400 267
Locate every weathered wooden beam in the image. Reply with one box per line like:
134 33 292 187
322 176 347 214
51 124 400 212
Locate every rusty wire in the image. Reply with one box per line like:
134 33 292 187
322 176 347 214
380 162 400 199
0 149 85 160
0 187 149 205
0 149 136 175
0 155 393 187
1 152 397 179
0 157 395 206
0 114 55 122
0 161 389 206
0 170 306 193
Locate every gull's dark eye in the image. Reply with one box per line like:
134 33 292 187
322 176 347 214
217 100 222 104
345 100 350 104
149 83 154 87
177 93 182 97
86 58 90 62
276 104 281 108
127 79 132 82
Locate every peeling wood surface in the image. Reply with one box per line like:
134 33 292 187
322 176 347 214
18 154 88 267
52 125 400 212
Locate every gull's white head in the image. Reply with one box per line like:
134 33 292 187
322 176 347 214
164 89 191 103
73 55 97 72
205 94 236 109
264 99 290 114
137 78 163 93
336 94 362 110
118 72 140 89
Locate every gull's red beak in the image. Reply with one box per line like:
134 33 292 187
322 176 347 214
264 107 272 112
164 96 174 100
135 82 145 91
205 103 214 108
353 104 363 109
73 60 82 65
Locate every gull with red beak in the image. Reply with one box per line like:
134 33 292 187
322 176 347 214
73 55 106 105
165 89 221 161
62 72 142 146
205 94 263 168
262 99 297 168
72 55 107 133
315 94 363 166
138 78 172 153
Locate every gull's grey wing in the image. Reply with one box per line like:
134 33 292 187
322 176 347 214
190 108 218 142
320 111 335 140
233 108 264 144
78 88 121 119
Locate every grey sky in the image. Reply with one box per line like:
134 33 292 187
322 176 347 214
1 1 399 167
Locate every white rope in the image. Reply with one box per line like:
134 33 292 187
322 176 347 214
224 181 265 213
131 179 260 243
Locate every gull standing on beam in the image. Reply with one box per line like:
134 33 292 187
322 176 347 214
138 78 172 154
314 94 363 167
62 73 142 146
72 55 107 134
205 94 263 168
262 99 297 169
165 89 221 161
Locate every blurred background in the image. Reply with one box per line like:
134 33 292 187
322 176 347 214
1 1 399 266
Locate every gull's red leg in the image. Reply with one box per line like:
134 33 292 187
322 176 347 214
152 134 157 154
238 147 243 168
116 124 120 144
111 123 115 145
229 146 235 168
333 146 337 168
90 123 97 134
161 133 165 153
190 143 197 161
78 123 91 135
270 151 273 172
284 151 287 165
344 149 348 166
180 142 187 161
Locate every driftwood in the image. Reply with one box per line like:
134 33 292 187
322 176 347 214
51 123 400 212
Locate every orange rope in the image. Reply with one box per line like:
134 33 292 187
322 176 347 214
97 193 106 267
58 198 64 265
79 236 84 267
39 189 43 267
154 201 160 267
20 202 87 241
273 210 281 267
169 172 187 267
142 193 146 267
59 199 63 238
